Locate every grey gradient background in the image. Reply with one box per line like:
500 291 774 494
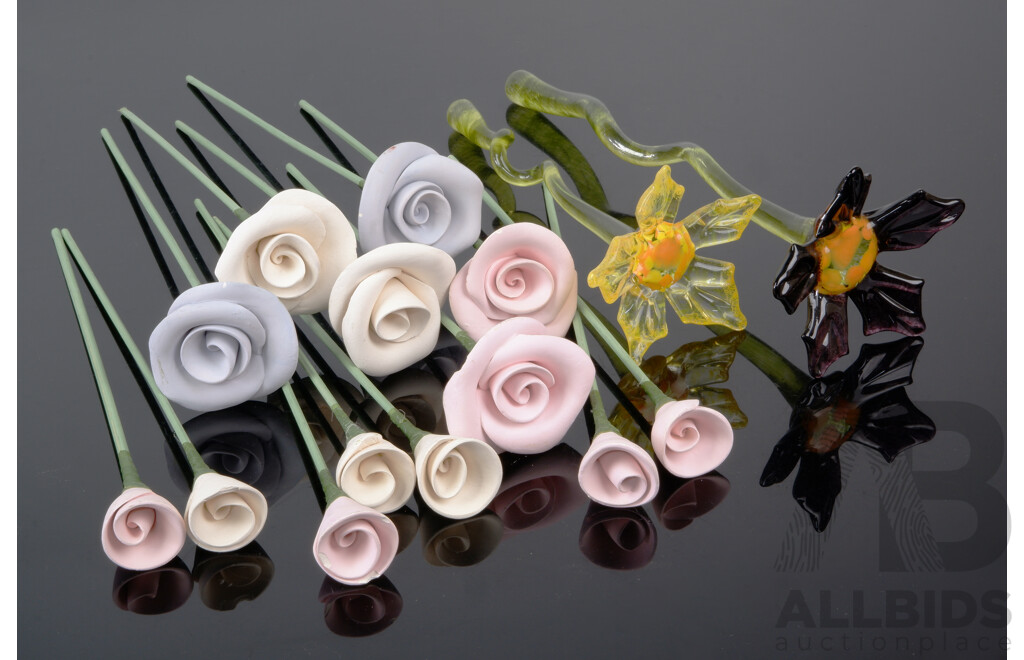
19 1 1006 658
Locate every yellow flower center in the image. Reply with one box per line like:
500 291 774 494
632 222 695 291
813 215 879 295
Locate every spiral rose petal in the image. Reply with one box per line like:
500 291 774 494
328 243 455 377
314 497 399 585
650 399 734 478
414 434 503 519
444 318 594 454
149 282 297 412
358 142 482 256
101 488 187 571
450 223 578 341
335 432 416 513
216 188 356 314
578 433 660 508
185 473 268 552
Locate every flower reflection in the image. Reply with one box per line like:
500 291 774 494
191 542 275 611
175 401 304 505
759 337 935 531
419 507 504 567
319 575 403 637
111 558 193 615
609 331 748 443
489 445 587 536
387 505 421 555
652 471 730 531
578 502 658 570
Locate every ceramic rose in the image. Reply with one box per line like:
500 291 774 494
650 399 733 478
328 243 456 377
358 142 483 256
314 497 399 585
334 432 416 514
443 317 594 454
215 189 357 314
185 472 268 552
101 488 187 571
450 222 577 341
149 282 298 412
413 434 503 519
578 433 660 508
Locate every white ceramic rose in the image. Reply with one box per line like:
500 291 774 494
185 472 269 552
328 243 456 377
358 142 483 256
414 434 503 520
334 432 416 514
149 282 298 412
215 189 357 314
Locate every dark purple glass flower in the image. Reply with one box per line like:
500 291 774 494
773 168 964 376
759 337 936 532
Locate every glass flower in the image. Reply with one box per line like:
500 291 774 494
759 337 936 532
588 165 761 360
773 167 964 377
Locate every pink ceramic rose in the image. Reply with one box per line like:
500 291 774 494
102 487 187 570
577 433 660 508
650 399 734 478
449 223 577 341
443 317 594 454
314 497 400 585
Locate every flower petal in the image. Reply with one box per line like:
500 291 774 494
773 243 818 314
665 256 746 330
759 426 804 487
665 331 744 391
867 190 964 251
635 165 685 229
802 293 850 378
848 388 936 461
617 285 668 361
816 168 871 238
681 194 760 249
843 336 924 402
847 264 925 336
587 233 639 304
792 450 842 532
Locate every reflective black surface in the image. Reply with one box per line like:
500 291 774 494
19 2 1006 658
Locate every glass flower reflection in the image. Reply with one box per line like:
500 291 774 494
759 337 935 531
588 166 760 360
773 167 964 377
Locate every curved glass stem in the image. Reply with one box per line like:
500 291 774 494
503 70 816 245
440 314 475 351
52 230 145 491
59 230 213 480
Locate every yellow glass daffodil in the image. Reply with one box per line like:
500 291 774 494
587 166 761 360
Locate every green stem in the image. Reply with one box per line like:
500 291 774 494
284 163 325 196
281 382 344 504
446 101 621 242
115 114 248 221
504 70 816 245
184 76 365 187
298 316 428 448
440 313 475 351
578 303 672 409
299 100 381 164
706 326 810 407
59 229 213 480
52 229 146 491
175 120 278 198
